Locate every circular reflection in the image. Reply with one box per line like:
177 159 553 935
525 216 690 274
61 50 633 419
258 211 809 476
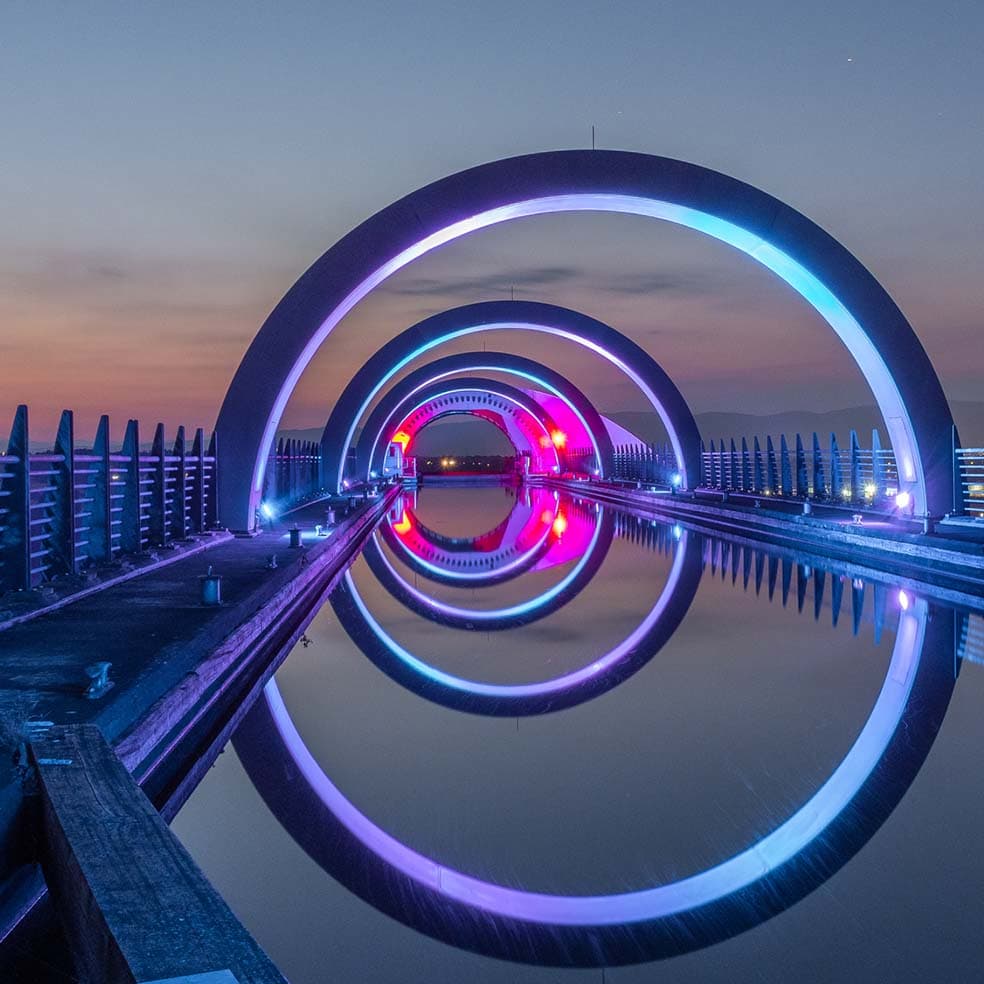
361 509 613 631
383 488 562 588
332 521 700 716
234 570 957 965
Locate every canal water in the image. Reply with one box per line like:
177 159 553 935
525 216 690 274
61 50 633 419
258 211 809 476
174 485 984 983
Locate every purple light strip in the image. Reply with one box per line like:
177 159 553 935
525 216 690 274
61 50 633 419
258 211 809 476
264 596 925 926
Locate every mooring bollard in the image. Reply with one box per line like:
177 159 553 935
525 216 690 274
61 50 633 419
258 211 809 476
802 500 812 515
84 662 113 699
326 507 336 526
288 527 302 548
199 565 222 605
266 554 278 570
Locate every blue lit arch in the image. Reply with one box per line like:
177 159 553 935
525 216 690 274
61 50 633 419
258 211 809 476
216 151 958 530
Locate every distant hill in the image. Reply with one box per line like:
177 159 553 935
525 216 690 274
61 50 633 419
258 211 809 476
610 401 984 449
274 400 984 452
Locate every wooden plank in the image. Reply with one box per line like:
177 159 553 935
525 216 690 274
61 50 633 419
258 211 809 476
28 725 285 984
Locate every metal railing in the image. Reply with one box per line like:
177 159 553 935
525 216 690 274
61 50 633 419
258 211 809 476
261 438 322 512
0 406 217 593
566 442 678 485
698 428 901 506
955 448 984 518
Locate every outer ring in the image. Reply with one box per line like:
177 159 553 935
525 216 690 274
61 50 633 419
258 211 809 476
217 151 957 531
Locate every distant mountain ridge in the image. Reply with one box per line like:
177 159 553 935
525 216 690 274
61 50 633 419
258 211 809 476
610 401 984 448
276 401 984 452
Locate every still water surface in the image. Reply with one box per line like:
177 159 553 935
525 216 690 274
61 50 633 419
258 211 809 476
175 486 984 982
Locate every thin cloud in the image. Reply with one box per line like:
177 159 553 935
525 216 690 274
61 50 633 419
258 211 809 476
379 265 580 298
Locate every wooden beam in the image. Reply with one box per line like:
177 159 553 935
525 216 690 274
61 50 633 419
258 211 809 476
28 725 285 984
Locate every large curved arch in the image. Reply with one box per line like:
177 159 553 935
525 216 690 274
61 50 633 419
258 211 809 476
318 300 700 497
344 350 614 484
216 151 956 531
385 376 561 475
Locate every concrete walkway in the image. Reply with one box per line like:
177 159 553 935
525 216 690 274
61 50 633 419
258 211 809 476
0 490 398 949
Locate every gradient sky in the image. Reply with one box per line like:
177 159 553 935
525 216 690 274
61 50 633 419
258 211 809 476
3 1 982 443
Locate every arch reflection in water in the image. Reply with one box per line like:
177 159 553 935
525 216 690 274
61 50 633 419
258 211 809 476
334 504 699 715
381 487 565 588
232 508 958 966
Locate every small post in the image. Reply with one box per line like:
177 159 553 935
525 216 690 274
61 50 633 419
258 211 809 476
120 419 142 554
951 423 963 515
91 415 113 562
53 409 78 576
780 434 792 496
190 427 206 534
830 432 843 501
872 427 885 497
171 426 188 540
850 429 862 503
200 564 222 606
812 432 825 499
795 433 808 497
2 405 32 590
205 430 219 529
766 435 779 494
150 423 167 547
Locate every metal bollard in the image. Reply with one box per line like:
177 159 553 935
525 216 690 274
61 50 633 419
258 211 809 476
288 528 302 548
200 566 222 605
84 662 113 699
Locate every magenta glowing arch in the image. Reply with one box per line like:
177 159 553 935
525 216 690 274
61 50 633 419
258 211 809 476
389 379 561 475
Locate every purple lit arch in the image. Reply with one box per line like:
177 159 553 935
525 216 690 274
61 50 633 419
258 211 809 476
217 151 957 530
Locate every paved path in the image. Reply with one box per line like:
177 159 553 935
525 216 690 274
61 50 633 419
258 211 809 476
0 492 397 929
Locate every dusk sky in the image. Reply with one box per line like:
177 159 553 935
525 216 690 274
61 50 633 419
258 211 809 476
3 1 982 442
